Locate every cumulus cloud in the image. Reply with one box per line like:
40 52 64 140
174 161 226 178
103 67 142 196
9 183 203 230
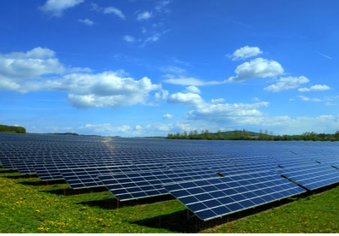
79 123 132 135
168 92 269 125
184 85 200 94
124 35 135 42
77 121 196 137
0 47 64 91
40 0 84 16
76 114 339 137
168 92 203 104
187 102 269 123
163 75 223 86
0 48 161 109
299 96 322 102
298 84 331 92
211 98 225 103
137 11 152 21
163 114 174 119
228 58 284 82
155 89 169 101
62 73 161 108
230 46 263 61
264 76 310 92
78 19 94 26
261 115 339 135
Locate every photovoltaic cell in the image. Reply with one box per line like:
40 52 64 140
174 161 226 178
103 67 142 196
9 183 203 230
1 133 339 221
164 171 306 221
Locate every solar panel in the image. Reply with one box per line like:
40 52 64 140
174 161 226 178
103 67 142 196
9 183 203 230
1 132 339 221
99 167 222 201
281 163 339 190
60 163 167 189
164 171 306 221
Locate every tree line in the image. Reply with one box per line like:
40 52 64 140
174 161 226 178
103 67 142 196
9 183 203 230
0 124 26 134
167 129 339 141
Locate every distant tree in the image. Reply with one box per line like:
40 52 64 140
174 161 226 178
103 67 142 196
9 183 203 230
193 130 199 139
0 124 26 133
334 131 339 140
217 130 223 140
183 131 188 139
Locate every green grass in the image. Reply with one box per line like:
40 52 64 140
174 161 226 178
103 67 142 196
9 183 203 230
1 167 339 233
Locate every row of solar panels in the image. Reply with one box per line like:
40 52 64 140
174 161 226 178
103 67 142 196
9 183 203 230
1 133 339 221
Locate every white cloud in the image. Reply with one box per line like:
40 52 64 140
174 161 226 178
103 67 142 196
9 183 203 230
252 97 260 102
79 123 132 135
0 47 64 91
228 58 284 82
160 66 186 74
186 102 269 123
40 0 84 17
211 98 225 103
163 75 223 86
230 46 263 61
155 0 171 13
78 19 94 26
261 115 339 135
0 48 161 109
184 86 200 94
298 84 331 92
155 89 169 101
25 47 56 58
124 35 135 42
299 96 322 102
77 121 196 136
325 102 337 106
168 92 203 105
145 34 160 43
137 11 152 21
167 91 272 128
91 3 125 19
163 114 174 119
61 73 161 108
95 114 337 137
264 76 310 92
103 7 125 19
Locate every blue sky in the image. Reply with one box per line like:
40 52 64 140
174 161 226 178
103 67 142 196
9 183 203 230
1 0 339 137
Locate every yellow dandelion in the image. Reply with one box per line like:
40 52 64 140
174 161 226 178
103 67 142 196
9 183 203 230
35 209 40 212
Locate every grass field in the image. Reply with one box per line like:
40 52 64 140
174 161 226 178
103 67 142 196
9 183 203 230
1 167 339 233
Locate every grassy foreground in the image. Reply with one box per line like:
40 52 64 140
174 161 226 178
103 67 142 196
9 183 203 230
1 167 339 233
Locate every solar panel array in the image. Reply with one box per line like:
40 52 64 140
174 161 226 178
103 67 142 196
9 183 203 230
1 133 339 221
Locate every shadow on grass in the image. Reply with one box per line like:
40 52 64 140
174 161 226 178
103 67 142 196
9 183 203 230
78 194 175 210
133 184 339 233
0 169 18 174
132 196 297 233
20 179 67 186
42 186 108 196
4 174 38 179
